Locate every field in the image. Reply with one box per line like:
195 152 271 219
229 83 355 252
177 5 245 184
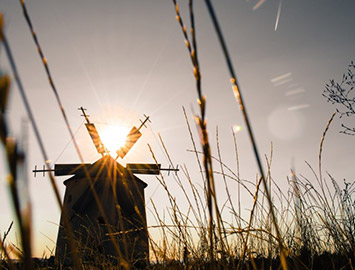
1 1 355 269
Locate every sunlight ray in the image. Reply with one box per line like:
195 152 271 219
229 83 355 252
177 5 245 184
274 0 283 31
253 0 266 10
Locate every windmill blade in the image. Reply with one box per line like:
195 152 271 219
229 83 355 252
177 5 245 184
116 114 151 159
126 163 161 175
32 163 92 177
85 123 106 155
54 163 91 176
116 126 142 159
126 163 179 175
79 107 108 156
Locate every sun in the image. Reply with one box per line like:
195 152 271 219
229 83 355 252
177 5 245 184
99 125 131 156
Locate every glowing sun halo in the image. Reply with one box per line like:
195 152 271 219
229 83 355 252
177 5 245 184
99 125 131 155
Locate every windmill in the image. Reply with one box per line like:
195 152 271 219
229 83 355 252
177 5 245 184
33 107 178 267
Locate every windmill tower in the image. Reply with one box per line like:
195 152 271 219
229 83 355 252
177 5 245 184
34 107 178 267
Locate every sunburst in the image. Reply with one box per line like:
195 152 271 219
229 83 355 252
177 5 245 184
99 125 130 155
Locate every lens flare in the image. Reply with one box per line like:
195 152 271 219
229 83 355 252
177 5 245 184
233 125 242 133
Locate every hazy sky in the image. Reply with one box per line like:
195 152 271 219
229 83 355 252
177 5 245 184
1 0 355 257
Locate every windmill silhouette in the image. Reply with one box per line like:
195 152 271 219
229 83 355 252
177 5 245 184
33 107 178 267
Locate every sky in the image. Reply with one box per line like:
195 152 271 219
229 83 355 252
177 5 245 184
1 0 355 257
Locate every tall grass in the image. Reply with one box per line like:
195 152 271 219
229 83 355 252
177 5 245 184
1 2 355 270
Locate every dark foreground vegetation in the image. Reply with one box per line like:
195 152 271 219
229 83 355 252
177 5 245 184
1 252 355 270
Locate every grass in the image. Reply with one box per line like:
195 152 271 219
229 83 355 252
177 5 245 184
1 1 355 269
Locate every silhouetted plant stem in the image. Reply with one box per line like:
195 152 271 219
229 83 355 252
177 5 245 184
172 0 226 263
203 0 288 269
18 2 131 267
0 13 84 270
18 0 84 164
0 238 16 270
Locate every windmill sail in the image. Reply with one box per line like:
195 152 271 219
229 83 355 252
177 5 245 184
85 123 106 155
116 126 142 158
126 163 161 175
